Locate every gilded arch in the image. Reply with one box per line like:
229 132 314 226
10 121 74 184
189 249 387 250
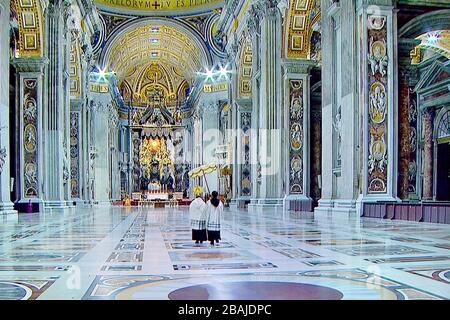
284 0 320 59
13 0 44 58
238 33 253 98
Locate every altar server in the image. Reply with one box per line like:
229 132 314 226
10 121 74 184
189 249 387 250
189 186 207 245
206 191 223 246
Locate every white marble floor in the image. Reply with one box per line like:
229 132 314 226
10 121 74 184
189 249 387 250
0 206 449 300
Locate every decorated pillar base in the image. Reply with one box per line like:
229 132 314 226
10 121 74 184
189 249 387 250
332 199 358 214
314 199 334 214
44 200 70 209
0 202 17 215
92 200 111 207
248 198 284 213
284 195 313 212
229 199 249 210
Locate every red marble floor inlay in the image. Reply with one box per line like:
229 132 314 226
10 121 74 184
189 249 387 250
168 281 344 300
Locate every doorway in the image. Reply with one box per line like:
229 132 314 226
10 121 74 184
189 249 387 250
436 142 450 201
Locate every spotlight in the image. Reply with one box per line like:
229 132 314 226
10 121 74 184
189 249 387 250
97 67 107 81
427 33 440 44
219 65 229 79
206 68 214 81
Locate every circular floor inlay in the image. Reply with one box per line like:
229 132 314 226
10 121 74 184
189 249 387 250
168 281 344 300
0 282 29 300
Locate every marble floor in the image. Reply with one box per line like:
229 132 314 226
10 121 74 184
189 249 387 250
0 206 449 300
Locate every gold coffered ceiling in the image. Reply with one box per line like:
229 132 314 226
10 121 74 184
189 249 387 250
104 23 209 81
95 0 223 16
101 18 212 106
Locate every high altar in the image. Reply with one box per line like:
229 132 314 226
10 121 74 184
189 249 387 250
125 82 191 201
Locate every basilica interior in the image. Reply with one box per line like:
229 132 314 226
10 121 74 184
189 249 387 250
0 0 449 300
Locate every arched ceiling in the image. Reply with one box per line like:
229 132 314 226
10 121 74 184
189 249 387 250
94 0 223 17
101 19 212 83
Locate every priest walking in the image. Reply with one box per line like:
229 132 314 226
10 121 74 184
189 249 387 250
189 186 207 245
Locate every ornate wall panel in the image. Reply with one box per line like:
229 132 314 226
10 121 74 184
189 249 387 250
289 79 304 194
310 108 321 201
367 16 389 194
240 112 251 197
398 81 418 199
22 78 39 198
70 112 81 198
407 90 418 195
131 130 142 192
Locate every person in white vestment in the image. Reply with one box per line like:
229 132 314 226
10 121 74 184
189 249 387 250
189 186 207 244
206 191 223 246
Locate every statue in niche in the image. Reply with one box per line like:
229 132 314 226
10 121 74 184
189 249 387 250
333 105 342 163
161 165 174 191
182 164 190 192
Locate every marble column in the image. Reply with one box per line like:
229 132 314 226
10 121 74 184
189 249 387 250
202 103 220 193
228 46 240 209
91 98 112 205
235 102 252 207
358 4 399 203
282 60 316 211
13 58 48 207
248 9 261 204
43 0 71 208
69 104 82 202
0 1 16 214
108 108 120 200
422 108 434 200
397 39 420 201
248 0 284 211
182 117 193 197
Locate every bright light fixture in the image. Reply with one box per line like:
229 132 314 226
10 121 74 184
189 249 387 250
427 33 440 44
219 65 229 79
206 68 214 80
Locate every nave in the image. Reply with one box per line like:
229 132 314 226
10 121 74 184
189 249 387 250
0 208 449 300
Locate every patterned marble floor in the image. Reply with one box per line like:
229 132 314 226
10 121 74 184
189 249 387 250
0 206 449 300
